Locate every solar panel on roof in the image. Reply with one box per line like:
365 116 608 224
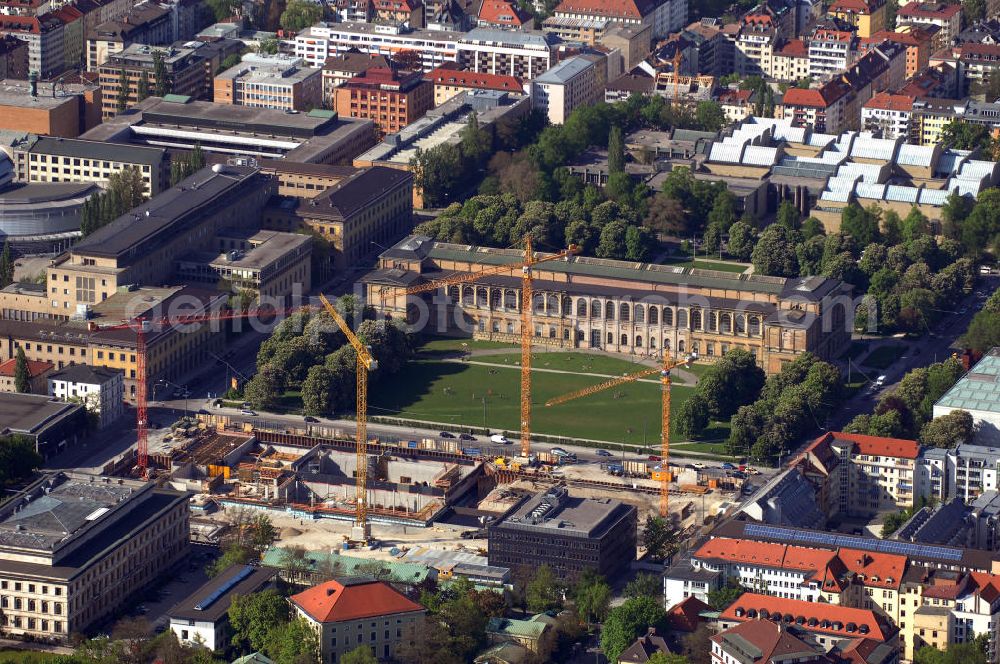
742 523 964 561
195 565 255 611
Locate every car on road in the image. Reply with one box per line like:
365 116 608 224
240 408 256 416
304 416 319 423
459 433 477 441
595 449 613 457
440 431 456 438
693 462 706 469
721 462 736 470
747 467 760 475
490 434 511 444
648 455 661 462
875 375 887 386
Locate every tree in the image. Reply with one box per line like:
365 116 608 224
153 50 170 97
526 564 561 613
0 434 42 485
280 0 324 31
702 222 722 256
707 580 743 610
727 220 756 261
675 392 710 438
941 120 991 150
963 311 1000 353
116 68 130 113
243 364 287 410
13 347 30 394
136 70 150 102
0 240 13 288
340 646 378 664
624 573 663 599
600 596 667 664
218 53 242 73
302 365 337 416
840 202 880 246
644 194 687 235
608 125 625 174
229 589 289 653
920 410 975 449
643 515 673 560
257 37 280 55
574 571 612 626
776 200 800 231
649 654 690 664
751 224 799 277
695 101 726 132
264 617 320 664
206 0 240 21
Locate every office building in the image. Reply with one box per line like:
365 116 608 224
365 232 852 374
0 78 101 137
0 357 51 393
552 0 686 38
262 166 413 274
0 392 86 457
295 22 462 71
334 67 433 136
0 181 100 253
487 486 636 579
168 564 277 651
0 472 189 641
320 52 389 101
213 54 322 112
424 66 523 106
85 1 172 71
80 96 376 164
934 348 1000 445
97 43 207 118
828 0 886 38
531 54 601 125
13 136 170 196
456 28 556 79
46 364 123 428
290 578 425 664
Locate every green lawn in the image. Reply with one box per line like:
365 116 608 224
465 351 660 378
0 652 72 663
659 256 748 274
368 356 729 444
672 440 734 456
414 336 515 353
861 343 906 370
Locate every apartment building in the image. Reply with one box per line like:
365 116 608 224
711 621 848 664
334 67 433 136
97 43 206 118
457 28 555 79
47 364 124 428
477 0 532 28
808 19 858 79
50 5 82 71
735 12 779 76
0 13 64 77
896 1 961 44
531 54 600 125
291 578 425 664
262 165 413 274
797 431 920 518
294 22 461 71
366 233 852 374
85 1 171 71
214 54 322 112
779 81 853 134
861 27 932 77
951 43 1000 95
771 38 809 81
552 0 686 38
425 66 523 105
908 97 964 146
321 52 389 100
828 0 886 37
0 472 189 642
0 357 51 393
862 92 915 140
13 137 170 196
0 35 27 79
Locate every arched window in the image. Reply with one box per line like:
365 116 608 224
664 339 671 351
605 301 614 320
577 299 588 317
749 316 761 336
462 286 474 305
505 290 517 309
692 341 700 354
562 295 572 316
736 315 747 334
533 293 545 313
621 334 629 346
663 308 673 326
691 308 702 331
635 305 645 323
448 285 460 302
708 311 718 332
490 289 502 310
636 335 643 347
677 309 688 329
678 339 686 353
607 332 614 344
650 338 657 348
546 294 559 314
476 287 487 307
720 313 733 334
591 300 602 319
649 307 659 325
620 302 630 321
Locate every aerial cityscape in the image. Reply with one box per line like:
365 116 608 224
0 0 996 660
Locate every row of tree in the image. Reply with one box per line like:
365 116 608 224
962 286 1000 354
726 353 843 460
80 167 148 237
170 144 207 186
675 349 766 439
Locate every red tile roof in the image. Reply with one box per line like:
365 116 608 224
781 87 832 108
820 431 921 459
778 38 809 57
837 548 905 589
969 572 1000 603
554 0 653 20
478 0 530 25
711 620 823 663
721 593 894 641
830 0 878 14
865 91 916 110
425 67 524 93
666 596 711 632
0 358 52 378
290 579 425 623
717 88 753 104
897 1 961 18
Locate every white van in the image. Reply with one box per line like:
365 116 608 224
490 434 510 444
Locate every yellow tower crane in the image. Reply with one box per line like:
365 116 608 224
384 237 578 458
319 293 378 543
545 352 697 517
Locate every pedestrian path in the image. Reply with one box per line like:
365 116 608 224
440 357 698 386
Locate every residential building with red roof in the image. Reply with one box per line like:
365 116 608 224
290 577 425 663
477 0 532 29
0 357 52 394
772 38 810 81
898 62 957 99
950 42 1000 95
777 80 853 133
425 65 524 104
666 596 712 633
372 0 424 26
334 67 434 136
796 432 919 518
808 18 859 79
829 0 886 37
0 12 64 77
860 27 932 76
49 4 82 70
862 91 915 139
551 0 686 38
711 620 837 664
735 11 779 77
717 87 757 123
896 1 961 43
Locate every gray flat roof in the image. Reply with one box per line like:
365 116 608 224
131 96 341 138
168 564 276 622
494 487 632 538
28 137 166 167
534 55 593 84
0 393 82 435
208 230 311 269
0 182 99 204
48 364 123 385
0 80 88 109
462 27 555 48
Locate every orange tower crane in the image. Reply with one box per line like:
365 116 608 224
318 293 377 543
87 305 304 477
545 352 697 517
386 237 578 457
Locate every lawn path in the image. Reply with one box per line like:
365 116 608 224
439 357 698 386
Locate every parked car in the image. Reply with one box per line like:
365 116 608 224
440 431 456 439
490 434 510 444
304 416 319 423
693 462 706 469
684 464 696 470
551 447 570 457
595 449 613 457
648 455 661 462
459 433 477 441
731 470 747 479
240 408 256 416
721 462 736 470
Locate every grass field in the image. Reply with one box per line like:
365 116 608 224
861 343 906 370
463 351 661 377
369 354 730 444
0 651 71 663
660 257 748 274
